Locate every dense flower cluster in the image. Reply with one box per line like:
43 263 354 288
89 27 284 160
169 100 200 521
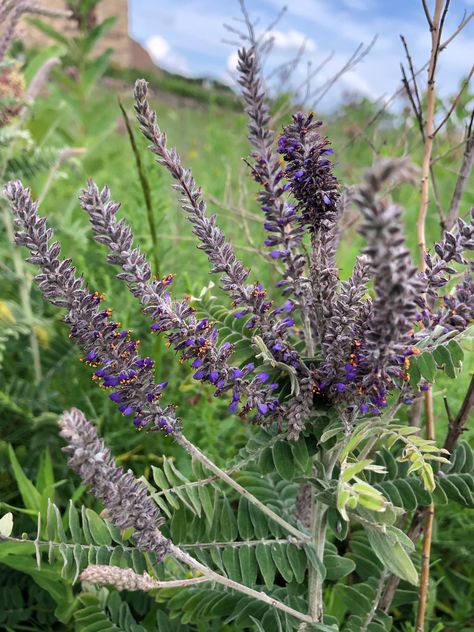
58 408 170 561
133 79 307 374
80 181 281 421
237 48 307 301
5 180 179 434
277 111 340 234
5 47 473 441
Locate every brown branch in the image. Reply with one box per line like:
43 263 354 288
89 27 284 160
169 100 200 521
433 66 474 137
400 35 424 138
421 0 434 29
342 11 472 153
443 374 474 453
446 109 474 230
379 373 474 615
415 3 447 630
401 63 424 139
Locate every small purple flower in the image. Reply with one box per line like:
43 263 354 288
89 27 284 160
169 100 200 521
256 372 270 383
209 370 219 383
193 369 205 380
257 402 269 415
109 392 123 403
103 375 120 388
191 358 203 368
233 368 244 379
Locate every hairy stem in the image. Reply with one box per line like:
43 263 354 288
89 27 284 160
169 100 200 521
307 498 327 622
171 543 314 624
175 434 310 542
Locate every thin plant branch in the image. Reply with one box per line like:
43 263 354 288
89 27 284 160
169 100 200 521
175 434 310 542
443 374 474 452
433 66 473 137
170 543 314 624
119 99 160 277
446 108 474 230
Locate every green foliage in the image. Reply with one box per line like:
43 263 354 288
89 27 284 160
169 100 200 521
409 325 472 386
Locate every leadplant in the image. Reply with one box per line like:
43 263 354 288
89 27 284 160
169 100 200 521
1 37 473 631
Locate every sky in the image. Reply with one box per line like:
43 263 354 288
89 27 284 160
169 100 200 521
129 0 474 111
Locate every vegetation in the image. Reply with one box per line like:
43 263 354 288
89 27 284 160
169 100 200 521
0 1 473 630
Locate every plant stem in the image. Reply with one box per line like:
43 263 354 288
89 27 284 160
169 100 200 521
417 0 444 267
119 100 160 277
307 497 327 622
416 3 445 629
176 434 310 542
171 544 314 624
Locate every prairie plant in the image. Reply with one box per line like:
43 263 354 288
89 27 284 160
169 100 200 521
1 32 474 632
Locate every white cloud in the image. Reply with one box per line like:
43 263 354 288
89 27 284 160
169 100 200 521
339 69 379 99
263 29 317 54
226 50 240 74
145 34 190 74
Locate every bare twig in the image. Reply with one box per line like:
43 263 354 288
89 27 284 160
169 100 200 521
342 12 473 152
312 37 377 108
446 109 474 230
443 374 474 453
400 35 424 138
433 66 474 137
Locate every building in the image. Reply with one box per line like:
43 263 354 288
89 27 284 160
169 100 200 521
18 0 156 70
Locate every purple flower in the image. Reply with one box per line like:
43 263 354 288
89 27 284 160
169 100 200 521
256 372 270 383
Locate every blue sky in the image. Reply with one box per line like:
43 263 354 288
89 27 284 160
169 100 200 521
129 0 473 110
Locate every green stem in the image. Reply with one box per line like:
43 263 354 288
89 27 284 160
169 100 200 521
307 497 328 622
176 434 310 542
119 100 160 277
